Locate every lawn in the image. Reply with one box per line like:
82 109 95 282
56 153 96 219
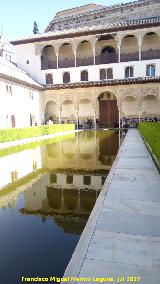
139 122 160 162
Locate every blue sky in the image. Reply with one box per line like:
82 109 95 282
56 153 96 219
0 0 132 40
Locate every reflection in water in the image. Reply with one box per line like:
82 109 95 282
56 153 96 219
0 130 121 284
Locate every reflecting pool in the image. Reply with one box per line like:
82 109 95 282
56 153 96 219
0 130 120 284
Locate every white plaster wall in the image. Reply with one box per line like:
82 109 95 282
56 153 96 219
0 80 43 129
16 44 38 81
39 59 160 85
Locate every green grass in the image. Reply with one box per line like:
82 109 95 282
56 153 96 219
139 122 160 161
0 124 75 143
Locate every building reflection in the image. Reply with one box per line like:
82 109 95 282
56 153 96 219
43 130 118 171
0 130 119 234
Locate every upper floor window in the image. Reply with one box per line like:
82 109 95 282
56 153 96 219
100 68 113 80
100 69 106 80
106 68 113 79
81 70 88 81
46 73 53 85
29 91 34 100
63 72 70 84
9 86 12 95
6 85 12 95
125 66 134 78
146 64 155 77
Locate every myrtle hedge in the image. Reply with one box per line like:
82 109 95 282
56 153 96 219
0 124 75 143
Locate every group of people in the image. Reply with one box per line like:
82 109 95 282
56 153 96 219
120 117 159 129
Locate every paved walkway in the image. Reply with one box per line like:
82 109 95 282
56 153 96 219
64 129 160 284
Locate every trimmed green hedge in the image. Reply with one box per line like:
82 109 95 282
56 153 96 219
139 122 160 161
0 124 75 143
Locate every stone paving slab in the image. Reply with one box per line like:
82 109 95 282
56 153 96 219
103 198 160 216
78 260 160 284
63 129 160 284
96 211 160 236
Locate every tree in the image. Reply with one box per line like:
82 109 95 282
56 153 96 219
33 21 39 34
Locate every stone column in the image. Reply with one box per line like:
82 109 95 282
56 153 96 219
58 106 62 124
54 45 60 69
119 109 121 129
117 97 122 129
93 110 96 129
76 109 79 129
72 40 78 67
115 35 122 63
138 32 142 61
90 37 97 65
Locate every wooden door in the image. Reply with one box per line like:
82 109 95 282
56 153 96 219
99 100 118 128
11 115 16 128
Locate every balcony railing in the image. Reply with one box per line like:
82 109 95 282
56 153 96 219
41 60 57 70
95 53 118 65
141 50 160 60
76 57 94 67
41 50 160 70
59 58 75 68
121 52 139 62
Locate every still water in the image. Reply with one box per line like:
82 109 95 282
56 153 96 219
0 130 120 284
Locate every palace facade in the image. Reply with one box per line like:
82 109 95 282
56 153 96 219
2 0 160 128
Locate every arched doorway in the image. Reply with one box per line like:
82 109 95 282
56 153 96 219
76 40 93 66
41 45 56 70
142 32 160 60
45 100 58 123
98 92 118 128
121 96 138 117
142 95 160 117
121 35 139 62
61 100 75 123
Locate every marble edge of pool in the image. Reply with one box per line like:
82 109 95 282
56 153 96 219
62 130 126 283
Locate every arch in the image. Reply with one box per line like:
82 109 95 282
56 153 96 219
63 72 70 83
98 92 117 101
142 95 160 116
100 45 117 64
45 100 58 122
59 43 74 68
76 40 93 66
81 70 88 81
78 98 94 118
125 66 134 78
95 35 117 64
101 46 115 54
41 45 57 70
122 96 138 117
61 99 76 122
98 92 118 128
146 64 155 77
121 35 139 62
142 32 160 60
